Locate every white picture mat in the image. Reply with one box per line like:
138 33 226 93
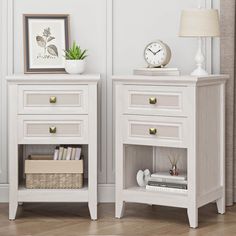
28 19 66 69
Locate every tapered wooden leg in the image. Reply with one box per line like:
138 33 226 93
89 203 97 220
216 197 225 214
116 201 125 218
9 201 18 220
187 207 198 228
88 84 98 221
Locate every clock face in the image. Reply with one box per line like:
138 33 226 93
144 42 167 67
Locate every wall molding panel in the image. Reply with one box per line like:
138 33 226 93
0 0 219 203
0 0 14 185
0 184 9 203
106 0 115 183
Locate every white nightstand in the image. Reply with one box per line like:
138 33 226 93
113 75 228 228
7 74 99 220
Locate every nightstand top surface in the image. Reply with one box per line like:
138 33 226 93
6 73 100 82
112 74 229 85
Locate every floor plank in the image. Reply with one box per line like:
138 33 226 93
0 203 236 236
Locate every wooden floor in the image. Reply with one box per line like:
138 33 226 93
0 203 236 236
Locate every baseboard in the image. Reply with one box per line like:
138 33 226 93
0 184 9 203
98 184 115 203
0 183 115 203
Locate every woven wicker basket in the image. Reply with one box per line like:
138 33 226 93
26 173 83 189
25 159 83 189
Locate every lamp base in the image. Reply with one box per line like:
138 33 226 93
191 67 209 76
191 37 209 77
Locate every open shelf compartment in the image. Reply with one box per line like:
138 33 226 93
123 144 188 206
18 144 89 197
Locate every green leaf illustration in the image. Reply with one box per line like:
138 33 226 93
47 44 58 57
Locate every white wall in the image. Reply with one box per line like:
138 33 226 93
0 0 220 202
14 0 107 75
113 0 220 75
113 0 196 75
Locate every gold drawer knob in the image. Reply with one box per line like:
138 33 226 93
49 126 57 134
149 128 157 135
149 97 157 105
49 96 57 104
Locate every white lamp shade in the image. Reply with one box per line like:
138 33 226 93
179 9 220 37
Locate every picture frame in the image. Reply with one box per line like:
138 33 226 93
23 14 70 74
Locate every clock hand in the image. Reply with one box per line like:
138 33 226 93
148 48 155 55
154 49 162 55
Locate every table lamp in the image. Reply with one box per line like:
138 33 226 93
179 8 220 76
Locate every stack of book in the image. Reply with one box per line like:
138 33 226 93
146 172 187 193
53 146 82 160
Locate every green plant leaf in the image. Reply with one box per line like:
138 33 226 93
80 49 87 59
64 41 88 60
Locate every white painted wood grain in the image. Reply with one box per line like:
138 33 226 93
18 186 89 203
8 83 18 220
18 85 89 115
154 147 187 173
124 145 153 188
123 115 188 148
8 76 99 220
18 115 89 145
123 85 190 117
114 75 227 228
88 83 98 220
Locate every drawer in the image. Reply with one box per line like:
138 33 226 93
18 115 88 144
124 115 188 148
123 85 189 116
18 85 88 114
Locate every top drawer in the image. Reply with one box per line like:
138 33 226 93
18 85 88 114
123 85 189 117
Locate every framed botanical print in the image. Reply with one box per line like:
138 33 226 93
23 14 69 73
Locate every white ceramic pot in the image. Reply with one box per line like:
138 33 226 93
65 60 85 74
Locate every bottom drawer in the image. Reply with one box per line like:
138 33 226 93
124 115 188 147
18 115 88 144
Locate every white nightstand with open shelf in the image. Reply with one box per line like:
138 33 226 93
113 75 228 228
7 74 99 220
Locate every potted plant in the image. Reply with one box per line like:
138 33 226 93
64 41 88 74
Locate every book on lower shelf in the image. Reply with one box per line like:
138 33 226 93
147 181 187 190
151 171 187 183
146 185 187 194
146 171 188 192
53 146 82 161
